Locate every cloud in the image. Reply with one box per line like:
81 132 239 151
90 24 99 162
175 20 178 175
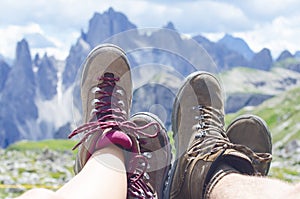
227 0 300 21
0 0 114 59
104 0 253 33
24 33 55 48
0 23 43 59
1 0 300 60
0 22 79 60
10 0 299 35
1 0 87 27
170 1 253 33
235 15 300 58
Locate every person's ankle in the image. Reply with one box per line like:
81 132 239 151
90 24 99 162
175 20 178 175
89 144 126 172
205 163 239 198
92 144 125 162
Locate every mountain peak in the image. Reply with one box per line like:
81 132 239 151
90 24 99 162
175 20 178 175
250 48 273 70
84 8 137 47
15 39 32 67
107 7 115 15
276 50 293 62
218 34 254 61
222 33 234 40
163 22 176 30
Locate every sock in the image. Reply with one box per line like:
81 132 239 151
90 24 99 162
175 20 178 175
204 163 239 198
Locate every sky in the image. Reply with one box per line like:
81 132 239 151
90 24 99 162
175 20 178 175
1 0 300 61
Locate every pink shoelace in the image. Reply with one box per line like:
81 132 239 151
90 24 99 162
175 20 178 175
69 72 158 199
127 155 156 198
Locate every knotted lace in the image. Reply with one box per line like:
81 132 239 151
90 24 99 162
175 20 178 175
187 105 272 168
68 72 158 198
69 73 159 149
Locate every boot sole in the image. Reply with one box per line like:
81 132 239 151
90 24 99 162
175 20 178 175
227 114 272 175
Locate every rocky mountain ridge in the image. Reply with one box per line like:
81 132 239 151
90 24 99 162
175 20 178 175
0 7 300 147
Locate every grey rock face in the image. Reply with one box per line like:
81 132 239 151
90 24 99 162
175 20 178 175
35 54 58 100
276 50 293 62
218 34 254 61
225 93 274 113
0 39 37 147
85 7 137 48
193 35 250 70
62 38 90 88
0 60 10 92
287 63 300 73
250 48 273 71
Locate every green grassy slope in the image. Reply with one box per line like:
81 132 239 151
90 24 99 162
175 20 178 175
7 139 77 152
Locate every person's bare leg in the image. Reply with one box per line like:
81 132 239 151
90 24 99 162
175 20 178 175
286 182 300 199
16 145 127 199
210 173 294 199
56 144 127 199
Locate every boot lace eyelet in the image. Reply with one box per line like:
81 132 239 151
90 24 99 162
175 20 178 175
142 152 152 159
195 130 207 139
91 87 101 94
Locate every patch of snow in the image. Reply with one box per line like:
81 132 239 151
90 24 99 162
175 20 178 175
243 106 256 111
180 34 192 40
32 64 38 73
56 61 65 102
35 85 76 131
78 38 90 52
34 57 82 137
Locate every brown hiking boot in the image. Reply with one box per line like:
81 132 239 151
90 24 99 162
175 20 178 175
68 44 164 198
166 71 272 199
227 114 272 175
129 112 172 199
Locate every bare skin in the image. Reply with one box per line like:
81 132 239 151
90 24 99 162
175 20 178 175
210 173 300 199
16 144 127 199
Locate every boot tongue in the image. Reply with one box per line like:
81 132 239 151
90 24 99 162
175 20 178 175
94 72 118 120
